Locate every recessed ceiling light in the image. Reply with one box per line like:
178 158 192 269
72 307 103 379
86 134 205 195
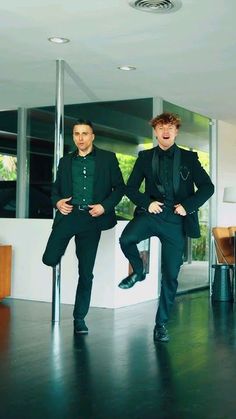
117 65 137 71
48 37 70 44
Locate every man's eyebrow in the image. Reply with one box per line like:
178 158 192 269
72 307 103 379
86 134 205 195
74 129 91 133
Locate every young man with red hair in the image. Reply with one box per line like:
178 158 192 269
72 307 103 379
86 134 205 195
118 112 214 342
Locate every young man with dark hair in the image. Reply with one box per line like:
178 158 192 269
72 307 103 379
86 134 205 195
118 112 214 342
43 119 125 334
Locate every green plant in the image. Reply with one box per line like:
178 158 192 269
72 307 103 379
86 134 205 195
0 154 17 180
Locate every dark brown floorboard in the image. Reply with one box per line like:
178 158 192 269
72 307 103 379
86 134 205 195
0 291 236 419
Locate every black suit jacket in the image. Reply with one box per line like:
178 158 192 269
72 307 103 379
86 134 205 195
51 146 125 231
126 146 214 238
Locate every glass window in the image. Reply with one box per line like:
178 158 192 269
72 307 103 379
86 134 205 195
0 153 17 217
0 110 17 218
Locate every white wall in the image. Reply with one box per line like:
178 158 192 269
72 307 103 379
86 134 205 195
0 219 159 308
216 120 236 226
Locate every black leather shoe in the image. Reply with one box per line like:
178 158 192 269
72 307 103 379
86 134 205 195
153 325 169 342
74 320 88 335
118 272 146 289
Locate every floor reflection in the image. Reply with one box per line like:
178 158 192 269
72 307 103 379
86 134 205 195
0 302 11 354
154 344 178 417
211 301 236 344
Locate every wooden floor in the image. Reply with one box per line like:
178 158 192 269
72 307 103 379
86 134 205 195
1 291 236 419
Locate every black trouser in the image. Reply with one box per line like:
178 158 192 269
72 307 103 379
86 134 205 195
119 208 186 326
42 209 101 321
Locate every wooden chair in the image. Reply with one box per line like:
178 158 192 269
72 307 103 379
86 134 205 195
212 227 235 264
228 226 236 294
210 227 236 299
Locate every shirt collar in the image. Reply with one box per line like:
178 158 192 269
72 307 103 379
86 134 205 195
73 147 96 159
157 143 176 158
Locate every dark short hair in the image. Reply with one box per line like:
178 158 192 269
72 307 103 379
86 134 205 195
150 112 181 129
73 119 94 133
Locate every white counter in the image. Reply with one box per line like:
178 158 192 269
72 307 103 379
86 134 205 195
0 219 160 308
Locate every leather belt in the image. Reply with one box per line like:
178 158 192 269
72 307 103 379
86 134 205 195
76 204 90 211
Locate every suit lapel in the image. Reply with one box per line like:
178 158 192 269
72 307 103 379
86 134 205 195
151 147 159 181
173 146 181 196
65 152 74 195
93 146 102 189
151 148 165 195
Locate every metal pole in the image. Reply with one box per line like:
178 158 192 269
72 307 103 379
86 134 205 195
52 59 64 323
208 119 217 297
209 235 216 297
16 108 29 218
187 237 192 264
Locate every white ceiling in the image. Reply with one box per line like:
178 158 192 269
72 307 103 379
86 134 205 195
1 0 236 124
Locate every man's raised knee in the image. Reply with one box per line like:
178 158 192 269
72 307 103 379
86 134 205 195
42 253 59 267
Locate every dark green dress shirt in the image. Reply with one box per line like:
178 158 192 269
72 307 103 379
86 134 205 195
71 149 95 205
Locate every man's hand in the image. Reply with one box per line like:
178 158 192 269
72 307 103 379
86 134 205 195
89 204 105 217
56 197 73 215
148 201 164 214
174 204 187 216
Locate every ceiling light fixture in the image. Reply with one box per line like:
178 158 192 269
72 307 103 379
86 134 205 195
48 37 70 44
128 0 182 14
118 65 137 71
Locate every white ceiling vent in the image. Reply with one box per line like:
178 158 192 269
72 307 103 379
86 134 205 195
128 0 182 14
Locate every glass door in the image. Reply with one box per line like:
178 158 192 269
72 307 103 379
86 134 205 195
163 101 211 293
